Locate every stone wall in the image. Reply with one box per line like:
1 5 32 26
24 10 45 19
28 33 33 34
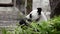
49 0 60 18
0 0 19 29
49 0 60 10
0 0 12 4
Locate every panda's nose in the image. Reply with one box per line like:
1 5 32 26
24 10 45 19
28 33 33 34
27 19 32 22
25 18 32 22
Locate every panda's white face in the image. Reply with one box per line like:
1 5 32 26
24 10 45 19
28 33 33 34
26 8 42 22
26 10 40 21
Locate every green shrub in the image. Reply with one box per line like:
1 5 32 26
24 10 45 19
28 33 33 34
1 16 60 34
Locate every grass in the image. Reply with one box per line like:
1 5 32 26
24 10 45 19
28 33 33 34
1 16 60 34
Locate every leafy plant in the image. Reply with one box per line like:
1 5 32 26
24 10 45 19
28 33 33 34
1 16 60 34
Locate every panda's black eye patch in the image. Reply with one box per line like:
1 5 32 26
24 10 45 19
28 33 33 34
29 14 32 18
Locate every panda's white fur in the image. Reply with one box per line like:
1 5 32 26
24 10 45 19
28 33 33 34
41 11 48 21
26 10 40 21
26 8 48 22
19 8 47 26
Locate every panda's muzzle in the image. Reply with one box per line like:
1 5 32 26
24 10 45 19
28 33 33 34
27 19 32 22
25 18 32 22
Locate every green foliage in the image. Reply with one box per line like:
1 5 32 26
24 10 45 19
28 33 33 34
2 28 13 34
1 16 60 34
2 28 7 34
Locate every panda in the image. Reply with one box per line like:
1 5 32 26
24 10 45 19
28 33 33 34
19 8 47 26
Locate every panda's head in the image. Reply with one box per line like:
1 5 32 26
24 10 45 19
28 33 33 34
19 8 42 26
26 8 42 22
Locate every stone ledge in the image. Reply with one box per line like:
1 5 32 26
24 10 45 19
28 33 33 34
0 20 19 26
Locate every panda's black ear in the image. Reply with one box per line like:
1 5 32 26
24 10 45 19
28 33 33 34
37 8 42 15
37 8 42 11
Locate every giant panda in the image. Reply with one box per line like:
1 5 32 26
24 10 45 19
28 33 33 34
19 8 47 26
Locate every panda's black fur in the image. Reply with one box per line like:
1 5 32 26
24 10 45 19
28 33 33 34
30 14 32 18
19 18 27 26
19 8 42 26
37 8 42 15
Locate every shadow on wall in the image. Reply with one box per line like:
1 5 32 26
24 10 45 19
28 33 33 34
26 0 32 14
50 0 60 18
16 0 25 14
16 0 32 15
